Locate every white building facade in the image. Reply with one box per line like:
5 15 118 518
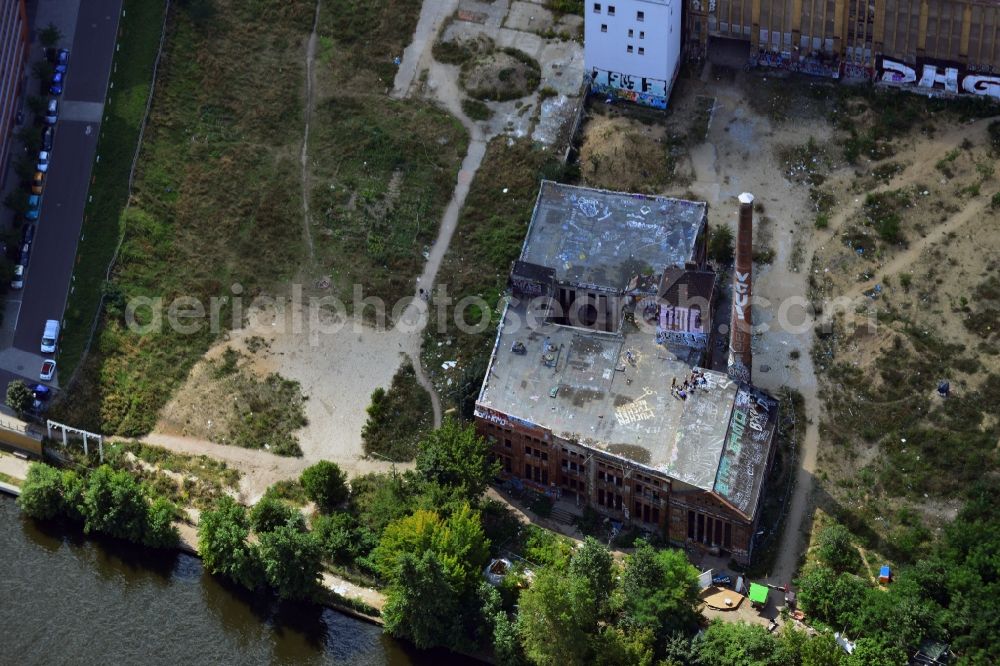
585 0 682 109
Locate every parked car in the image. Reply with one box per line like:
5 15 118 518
40 361 57 382
49 71 63 96
32 170 44 194
41 319 60 354
21 223 34 247
44 99 58 125
54 49 69 74
11 264 24 290
26 196 40 221
41 126 53 150
36 151 49 173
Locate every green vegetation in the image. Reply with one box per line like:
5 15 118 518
422 137 571 413
835 87 996 163
219 371 307 456
249 493 302 533
414 418 497 498
361 361 433 462
461 98 494 121
18 462 179 548
59 0 167 376
795 490 1000 663
861 189 911 245
460 48 541 102
545 0 583 15
39 22 62 48
300 460 349 512
61 0 466 438
5 379 32 416
375 504 490 648
708 225 734 265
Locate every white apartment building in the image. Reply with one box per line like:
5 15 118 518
585 0 682 109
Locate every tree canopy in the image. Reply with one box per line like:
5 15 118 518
198 495 263 590
300 460 349 512
415 418 497 497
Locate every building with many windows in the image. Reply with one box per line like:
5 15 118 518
0 0 29 181
585 0 683 108
688 0 1000 100
474 182 779 565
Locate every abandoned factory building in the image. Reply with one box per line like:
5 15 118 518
474 181 779 565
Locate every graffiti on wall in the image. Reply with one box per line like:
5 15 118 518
878 57 1000 101
590 68 669 109
754 50 841 78
732 271 750 323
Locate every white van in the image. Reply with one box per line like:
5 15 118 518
41 319 60 354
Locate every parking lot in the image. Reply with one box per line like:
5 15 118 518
0 0 123 396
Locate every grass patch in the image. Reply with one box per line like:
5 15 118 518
266 479 310 506
211 364 308 457
0 471 21 486
59 0 168 376
862 189 912 245
361 360 433 462
460 47 541 102
422 138 571 415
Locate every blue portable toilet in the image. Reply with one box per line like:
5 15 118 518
879 565 891 584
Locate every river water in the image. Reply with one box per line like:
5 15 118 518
0 496 453 665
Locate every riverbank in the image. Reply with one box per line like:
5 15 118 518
0 495 428 665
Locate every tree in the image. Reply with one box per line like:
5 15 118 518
80 465 151 543
569 536 615 614
17 463 64 519
312 511 364 565
800 632 845 666
143 496 179 548
258 523 323 601
383 550 463 650
39 22 62 48
60 469 86 522
816 524 861 573
198 496 263 590
415 418 497 497
694 621 783 666
516 567 597 665
620 541 700 636
708 225 734 264
373 504 489 593
796 565 868 629
594 625 655 666
249 493 301 533
300 460 349 512
6 379 32 415
845 636 907 666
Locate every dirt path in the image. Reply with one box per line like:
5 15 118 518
299 0 321 261
139 431 412 503
0 453 28 482
683 65 826 587
858 191 985 293
390 0 459 99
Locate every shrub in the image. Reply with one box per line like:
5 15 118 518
461 98 493 121
816 523 862 573
300 460 349 512
17 463 66 520
708 225 734 264
249 493 302 533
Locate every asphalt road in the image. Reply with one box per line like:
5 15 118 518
12 0 122 354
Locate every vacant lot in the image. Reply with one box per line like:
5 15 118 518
58 0 468 445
